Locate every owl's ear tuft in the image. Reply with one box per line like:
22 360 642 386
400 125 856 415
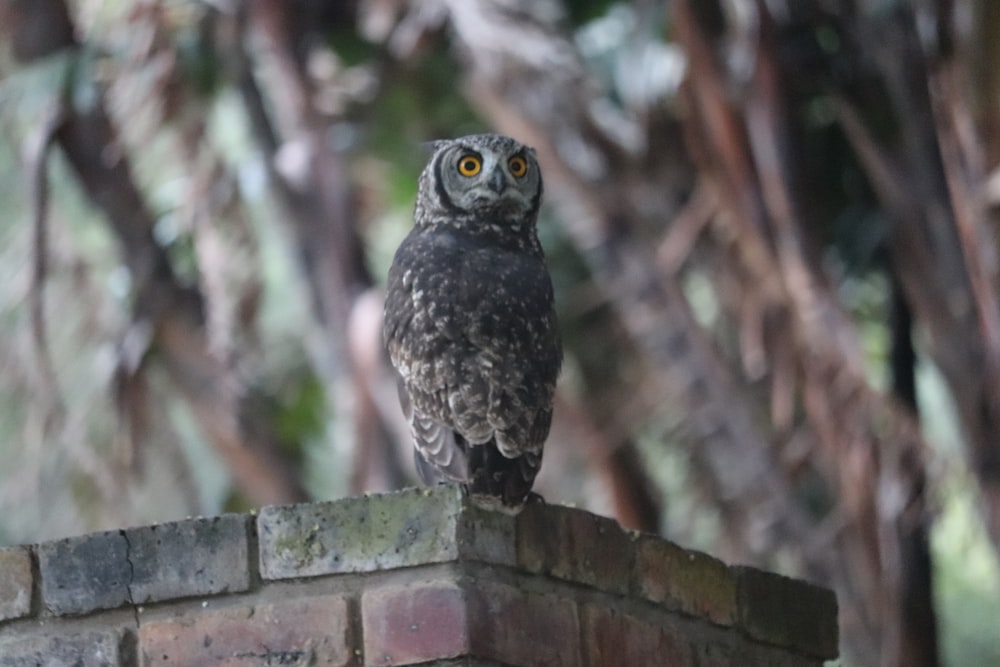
421 140 449 156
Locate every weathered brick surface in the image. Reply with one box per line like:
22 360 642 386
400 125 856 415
362 576 583 667
693 630 826 667
516 503 632 595
423 661 516 667
734 566 839 660
467 579 581 667
258 487 457 579
0 546 33 622
258 487 465 579
580 603 691 667
741 643 828 667
634 535 736 626
0 487 839 666
362 579 470 666
454 501 516 566
139 594 356 667
688 630 736 667
0 629 130 667
126 514 250 604
259 487 516 581
693 623 828 667
37 530 131 616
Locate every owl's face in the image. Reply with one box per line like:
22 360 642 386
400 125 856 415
421 135 542 221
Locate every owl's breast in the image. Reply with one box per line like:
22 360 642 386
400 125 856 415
385 227 559 374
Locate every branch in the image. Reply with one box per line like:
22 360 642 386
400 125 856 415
26 99 66 423
8 0 308 506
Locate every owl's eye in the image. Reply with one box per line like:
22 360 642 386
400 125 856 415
457 154 482 177
508 156 528 178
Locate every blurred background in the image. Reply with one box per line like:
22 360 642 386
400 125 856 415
1 0 999 664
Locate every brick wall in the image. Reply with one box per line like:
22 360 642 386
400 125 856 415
0 486 838 666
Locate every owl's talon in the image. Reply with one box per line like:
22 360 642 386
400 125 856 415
525 492 546 506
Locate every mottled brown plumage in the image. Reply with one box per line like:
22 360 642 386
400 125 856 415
383 134 561 505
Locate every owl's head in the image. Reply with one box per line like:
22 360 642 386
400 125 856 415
418 134 543 225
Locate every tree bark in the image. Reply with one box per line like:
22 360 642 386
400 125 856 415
838 6 1000 559
6 0 308 506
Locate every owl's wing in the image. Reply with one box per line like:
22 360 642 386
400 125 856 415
396 378 469 484
385 232 474 482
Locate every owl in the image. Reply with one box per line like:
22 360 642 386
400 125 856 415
383 134 562 506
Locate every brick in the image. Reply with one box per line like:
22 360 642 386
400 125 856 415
362 579 470 665
139 594 356 666
689 632 736 667
0 547 33 622
125 514 250 604
733 566 838 660
455 498 516 566
467 579 581 667
37 530 131 615
740 642 827 667
688 628 828 667
425 661 516 667
362 577 581 667
259 487 462 579
580 603 691 667
259 486 514 580
0 628 130 667
516 503 632 595
2 492 841 667
688 627 825 667
634 536 736 625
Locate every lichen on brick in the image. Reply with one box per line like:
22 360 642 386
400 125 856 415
259 487 469 580
634 535 736 626
6 488 837 665
273 523 329 569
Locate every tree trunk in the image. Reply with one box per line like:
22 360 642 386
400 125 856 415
6 0 308 506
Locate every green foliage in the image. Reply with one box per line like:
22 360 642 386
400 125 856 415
270 369 328 455
365 45 483 204
564 0 628 27
917 357 1000 665
174 11 223 97
328 23 379 68
933 474 1000 666
360 42 486 284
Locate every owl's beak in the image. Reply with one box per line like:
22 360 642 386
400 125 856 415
487 167 507 194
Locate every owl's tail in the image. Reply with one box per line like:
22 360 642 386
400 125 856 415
413 429 541 506
465 437 540 506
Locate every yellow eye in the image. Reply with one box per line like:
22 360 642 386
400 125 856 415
457 154 482 177
508 156 528 178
